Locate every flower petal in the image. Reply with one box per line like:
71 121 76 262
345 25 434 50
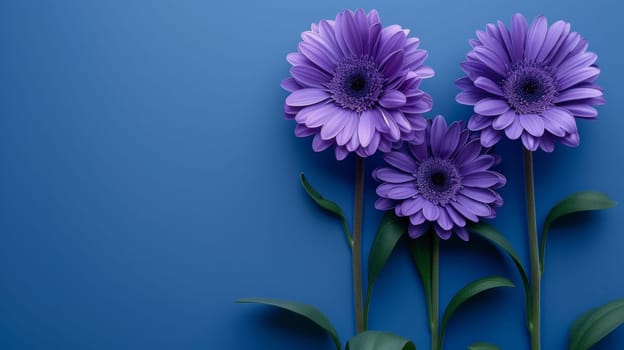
525 16 548 61
379 90 407 108
286 89 330 107
423 201 441 221
475 98 510 116
474 77 504 96
504 116 523 139
373 168 414 183
359 109 378 147
519 114 545 137
408 224 429 239
290 65 331 88
384 151 417 173
462 171 503 188
554 87 602 103
492 110 516 130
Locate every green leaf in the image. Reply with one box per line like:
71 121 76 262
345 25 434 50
236 297 342 350
364 212 407 327
439 276 515 349
569 299 624 350
300 173 353 247
409 233 433 328
467 342 501 350
540 191 616 274
346 331 416 350
468 222 531 322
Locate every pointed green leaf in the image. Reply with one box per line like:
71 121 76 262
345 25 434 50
364 212 407 327
569 299 624 350
300 173 353 246
346 331 416 350
409 233 433 328
236 297 342 350
439 277 514 349
541 191 616 273
468 223 531 321
467 342 501 350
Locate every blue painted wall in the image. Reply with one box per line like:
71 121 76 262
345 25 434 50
0 0 622 349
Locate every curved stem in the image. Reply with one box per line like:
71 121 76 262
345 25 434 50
352 156 365 333
523 149 541 350
431 235 440 350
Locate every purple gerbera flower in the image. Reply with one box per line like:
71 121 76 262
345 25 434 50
282 9 434 160
456 13 604 152
373 116 506 241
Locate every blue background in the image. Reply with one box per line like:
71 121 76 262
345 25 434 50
0 0 622 349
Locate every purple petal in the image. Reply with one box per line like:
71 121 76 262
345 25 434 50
474 77 504 96
297 103 337 128
462 171 503 188
473 46 508 77
475 98 510 116
480 127 503 147
335 146 350 160
455 227 470 241
294 124 316 137
504 117 523 139
374 197 395 211
359 109 378 147
562 104 598 119
446 205 467 227
450 200 479 223
461 187 497 203
456 91 488 105
373 167 414 183
286 88 330 107
408 224 429 239
457 194 492 217
401 197 425 216
423 201 440 221
511 13 528 61
384 151 417 173
336 111 358 146
525 16 548 61
298 40 336 74
521 133 539 151
536 20 567 62
376 27 406 63
492 110 516 130
438 121 461 159
379 90 407 109
561 132 580 147
290 65 331 88
320 109 349 140
459 154 495 175
312 132 333 152
430 115 448 157
455 139 482 166
437 209 454 230
281 77 302 92
380 49 405 78
337 10 364 56
434 225 452 240
410 211 426 225
519 114 545 137
557 67 600 91
467 113 493 131
538 136 555 152
542 107 577 133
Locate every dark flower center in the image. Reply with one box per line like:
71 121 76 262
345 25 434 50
329 57 384 112
415 158 462 205
503 61 557 114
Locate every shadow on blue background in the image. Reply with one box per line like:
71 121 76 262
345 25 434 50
0 0 622 349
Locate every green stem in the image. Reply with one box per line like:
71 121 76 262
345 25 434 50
523 149 541 350
431 235 440 350
352 156 365 333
